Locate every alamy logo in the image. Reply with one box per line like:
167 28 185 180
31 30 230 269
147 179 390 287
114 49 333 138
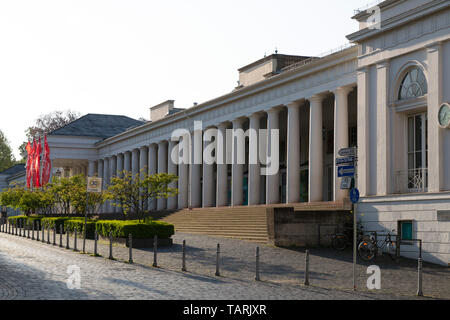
66 265 81 289
366 265 381 290
366 6 381 30
170 121 279 176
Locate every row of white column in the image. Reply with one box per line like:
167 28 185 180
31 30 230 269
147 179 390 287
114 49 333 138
90 86 353 213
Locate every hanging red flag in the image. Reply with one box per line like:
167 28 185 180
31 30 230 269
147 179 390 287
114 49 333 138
25 141 33 188
34 137 42 188
30 140 36 188
41 136 51 186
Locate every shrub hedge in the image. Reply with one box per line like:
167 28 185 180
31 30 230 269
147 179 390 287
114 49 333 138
64 219 97 239
95 220 174 239
41 217 72 232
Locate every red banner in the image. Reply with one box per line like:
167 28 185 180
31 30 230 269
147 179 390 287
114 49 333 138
41 136 51 186
34 138 42 188
25 141 32 188
30 140 36 188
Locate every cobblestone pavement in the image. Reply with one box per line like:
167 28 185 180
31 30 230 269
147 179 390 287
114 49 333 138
0 229 448 300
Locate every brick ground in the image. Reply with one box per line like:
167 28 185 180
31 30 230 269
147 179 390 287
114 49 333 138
0 228 448 300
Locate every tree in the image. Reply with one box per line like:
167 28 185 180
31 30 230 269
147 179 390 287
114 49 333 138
0 130 16 172
105 170 178 222
19 110 81 159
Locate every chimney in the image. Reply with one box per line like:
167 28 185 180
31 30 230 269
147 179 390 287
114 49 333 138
149 100 175 122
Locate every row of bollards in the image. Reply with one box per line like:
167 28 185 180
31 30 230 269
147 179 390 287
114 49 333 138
0 220 426 297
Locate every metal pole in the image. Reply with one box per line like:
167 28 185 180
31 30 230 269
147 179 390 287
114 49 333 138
417 256 423 296
304 250 310 286
108 232 113 260
42 223 45 243
128 234 133 264
255 246 260 281
74 229 78 251
353 203 357 291
66 227 70 249
83 190 89 254
59 225 63 247
181 240 186 272
153 235 158 267
47 225 50 244
32 221 35 240
53 227 56 245
36 222 39 241
27 221 30 239
94 230 98 256
215 243 220 276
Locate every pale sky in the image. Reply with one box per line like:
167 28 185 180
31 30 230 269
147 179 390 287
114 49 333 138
0 0 369 159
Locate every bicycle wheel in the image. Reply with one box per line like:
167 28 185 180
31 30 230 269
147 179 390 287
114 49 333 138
332 234 348 251
358 240 377 261
386 241 397 260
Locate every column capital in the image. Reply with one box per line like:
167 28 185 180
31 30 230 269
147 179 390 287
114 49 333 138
248 111 264 120
286 100 304 109
376 60 390 69
158 140 168 146
426 41 442 53
307 93 327 103
232 117 245 126
333 86 354 96
265 106 282 115
139 145 148 151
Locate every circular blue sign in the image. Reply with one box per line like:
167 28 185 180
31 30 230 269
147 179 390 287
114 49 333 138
350 188 360 204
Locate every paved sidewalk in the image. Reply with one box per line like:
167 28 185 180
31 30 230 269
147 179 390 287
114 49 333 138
1 228 448 299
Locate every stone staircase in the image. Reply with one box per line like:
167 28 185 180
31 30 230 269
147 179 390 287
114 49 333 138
159 206 269 243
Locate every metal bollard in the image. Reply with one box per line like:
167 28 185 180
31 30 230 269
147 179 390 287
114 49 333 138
32 221 35 240
304 250 310 286
36 222 40 241
94 230 98 256
27 222 30 239
59 225 63 247
53 227 56 245
18 220 21 237
108 232 113 260
47 225 50 244
215 243 221 277
255 246 260 281
74 229 78 251
128 234 133 264
182 240 187 272
152 235 158 267
66 228 70 249
42 224 45 242
417 257 423 296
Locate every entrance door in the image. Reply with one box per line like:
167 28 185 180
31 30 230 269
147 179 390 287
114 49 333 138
407 113 428 191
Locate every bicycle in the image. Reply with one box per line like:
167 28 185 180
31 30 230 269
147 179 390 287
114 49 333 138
331 223 366 251
358 230 397 261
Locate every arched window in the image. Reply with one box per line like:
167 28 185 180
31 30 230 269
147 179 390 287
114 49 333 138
398 67 428 100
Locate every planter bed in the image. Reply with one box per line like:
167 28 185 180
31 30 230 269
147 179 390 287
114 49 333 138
98 235 173 248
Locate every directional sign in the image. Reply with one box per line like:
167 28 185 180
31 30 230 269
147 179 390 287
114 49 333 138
340 177 352 190
336 156 355 166
337 165 355 177
338 147 357 157
350 188 360 204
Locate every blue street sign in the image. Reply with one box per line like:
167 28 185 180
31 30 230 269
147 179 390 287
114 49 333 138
336 156 355 166
350 188 360 204
337 165 355 177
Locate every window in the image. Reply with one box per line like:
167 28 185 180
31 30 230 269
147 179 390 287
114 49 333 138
398 67 428 100
398 220 413 241
407 113 428 191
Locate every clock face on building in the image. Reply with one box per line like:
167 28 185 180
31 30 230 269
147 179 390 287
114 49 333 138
438 103 450 128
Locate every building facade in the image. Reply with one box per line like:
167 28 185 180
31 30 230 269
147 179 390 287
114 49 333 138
47 0 450 266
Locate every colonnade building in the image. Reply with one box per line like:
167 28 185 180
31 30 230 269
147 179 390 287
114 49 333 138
47 0 450 266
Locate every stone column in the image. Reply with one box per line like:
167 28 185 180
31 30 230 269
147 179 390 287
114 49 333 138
97 160 104 212
109 156 117 213
308 94 325 202
116 153 124 178
103 157 110 213
232 118 245 206
139 146 148 177
333 87 352 201
167 140 178 210
157 141 168 211
131 149 140 178
248 113 261 205
189 130 202 208
177 136 189 209
427 43 443 192
216 123 228 207
88 160 95 177
266 108 280 205
148 144 158 211
286 101 302 204
202 128 215 208
124 151 131 173
357 68 370 196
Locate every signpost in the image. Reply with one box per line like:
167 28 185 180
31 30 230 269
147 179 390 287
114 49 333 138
338 147 356 157
337 165 356 177
83 177 102 253
350 187 360 291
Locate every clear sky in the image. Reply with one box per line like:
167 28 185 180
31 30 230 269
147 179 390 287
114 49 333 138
0 0 370 159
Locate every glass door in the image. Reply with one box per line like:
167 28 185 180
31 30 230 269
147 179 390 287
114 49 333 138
407 113 428 191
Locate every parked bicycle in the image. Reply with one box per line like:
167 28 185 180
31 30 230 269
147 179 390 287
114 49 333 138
358 230 397 261
331 223 366 251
